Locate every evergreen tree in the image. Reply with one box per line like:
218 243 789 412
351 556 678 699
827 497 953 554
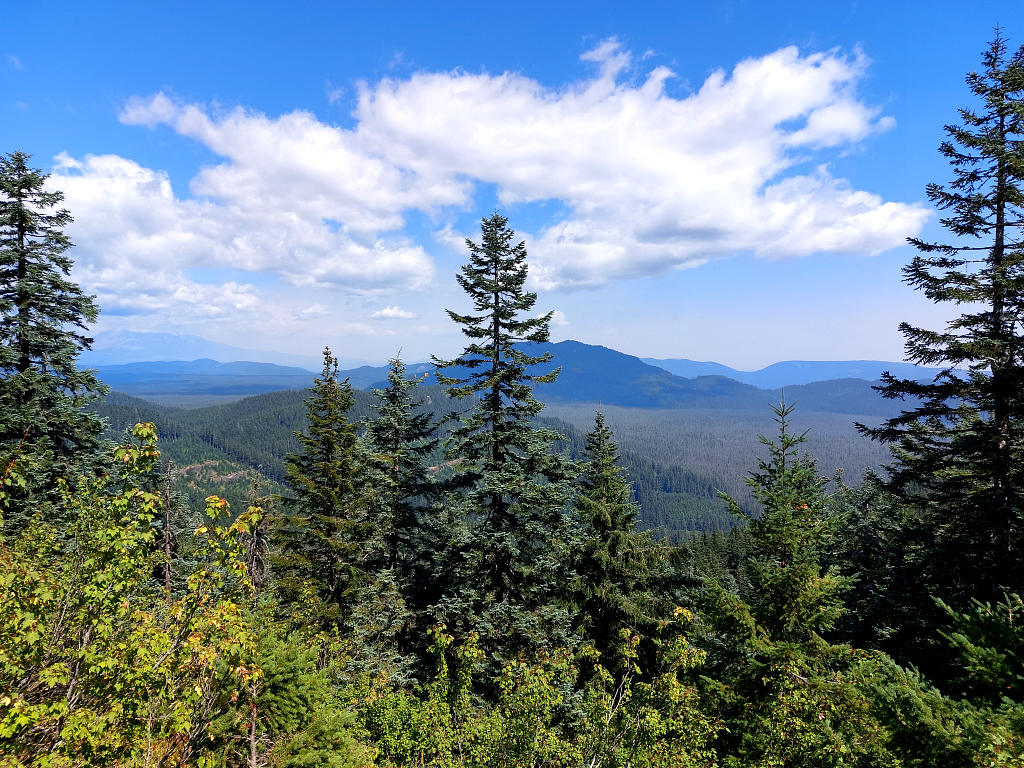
0 151 107 531
242 472 272 601
698 403 897 766
733 401 850 642
273 348 363 631
572 411 658 666
349 357 441 680
859 34 1024 604
361 356 439 591
433 212 573 665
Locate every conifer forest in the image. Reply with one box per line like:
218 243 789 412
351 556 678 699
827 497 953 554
3 32 1024 768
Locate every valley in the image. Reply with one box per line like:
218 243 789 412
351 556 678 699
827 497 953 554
92 338 902 538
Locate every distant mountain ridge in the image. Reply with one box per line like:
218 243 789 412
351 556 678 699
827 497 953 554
82 331 326 369
92 340 912 418
643 356 944 388
95 359 315 398
85 331 941 390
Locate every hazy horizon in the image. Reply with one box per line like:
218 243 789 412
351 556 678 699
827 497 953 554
5 0 1016 368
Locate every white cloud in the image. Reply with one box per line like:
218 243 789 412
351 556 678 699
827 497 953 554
50 149 437 345
299 303 329 318
371 305 416 319
48 39 926 347
52 147 436 296
120 92 466 237
7 54 21 70
325 81 345 105
355 40 927 288
433 224 469 254
548 309 569 327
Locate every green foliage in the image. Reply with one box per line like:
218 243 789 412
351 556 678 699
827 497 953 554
273 348 364 631
0 423 369 767
359 615 719 768
361 357 439 582
348 357 441 681
207 613 374 768
700 403 899 766
0 151 108 533
571 411 665 667
432 212 574 666
727 401 851 641
860 34 1024 611
941 592 1024 703
0 425 253 766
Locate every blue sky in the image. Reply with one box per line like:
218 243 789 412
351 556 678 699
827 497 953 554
2 1 1020 368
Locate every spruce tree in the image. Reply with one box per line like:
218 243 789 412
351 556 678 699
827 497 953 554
859 34 1024 604
433 212 573 664
0 151 107 530
572 411 657 666
349 357 440 680
273 348 363 631
731 401 850 641
700 403 896 766
361 357 438 584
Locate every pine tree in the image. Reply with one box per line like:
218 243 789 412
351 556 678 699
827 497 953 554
433 212 573 664
0 151 107 530
859 34 1024 604
572 411 657 666
272 348 363 630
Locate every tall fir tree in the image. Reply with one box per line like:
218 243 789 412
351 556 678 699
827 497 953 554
571 411 658 666
433 212 573 665
272 347 364 631
859 34 1024 606
0 151 107 530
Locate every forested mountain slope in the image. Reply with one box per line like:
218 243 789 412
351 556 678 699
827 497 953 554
93 339 913 416
95 381 892 538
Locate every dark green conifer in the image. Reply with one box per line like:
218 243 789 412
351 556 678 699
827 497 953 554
731 401 850 640
433 212 573 664
273 348 363 630
350 357 441 680
361 357 438 584
572 411 656 665
699 403 893 765
859 34 1024 604
0 151 107 531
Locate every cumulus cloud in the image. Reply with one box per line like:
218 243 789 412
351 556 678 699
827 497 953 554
371 305 416 319
52 39 926 340
355 40 927 288
548 310 569 327
52 147 436 298
120 92 465 237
